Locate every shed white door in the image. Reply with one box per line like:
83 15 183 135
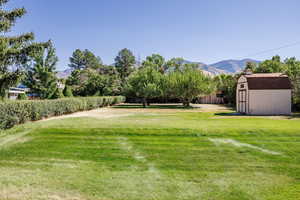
238 90 247 114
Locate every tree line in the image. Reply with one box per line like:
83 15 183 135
66 51 215 107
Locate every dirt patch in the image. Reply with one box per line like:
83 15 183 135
42 104 232 122
43 108 134 121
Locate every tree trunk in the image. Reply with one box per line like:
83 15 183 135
142 98 147 108
182 99 190 107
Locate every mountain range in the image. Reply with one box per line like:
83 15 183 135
57 58 260 78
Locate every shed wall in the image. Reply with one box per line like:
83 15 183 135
248 90 291 115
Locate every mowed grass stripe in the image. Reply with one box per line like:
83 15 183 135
0 106 299 200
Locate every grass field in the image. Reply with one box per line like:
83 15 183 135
0 104 299 200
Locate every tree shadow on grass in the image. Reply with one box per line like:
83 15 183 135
214 112 300 119
289 113 300 119
214 112 244 116
112 104 195 110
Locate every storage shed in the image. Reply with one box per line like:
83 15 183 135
236 73 292 115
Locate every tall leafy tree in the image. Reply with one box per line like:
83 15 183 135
244 61 257 73
165 57 185 72
166 64 214 107
24 41 59 99
0 0 44 99
214 74 237 105
114 48 136 83
143 54 166 73
255 55 285 73
284 57 300 107
66 67 121 97
126 66 164 107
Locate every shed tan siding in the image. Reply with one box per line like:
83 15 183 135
236 74 292 115
248 90 291 115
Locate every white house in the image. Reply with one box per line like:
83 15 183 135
8 87 28 100
236 73 292 115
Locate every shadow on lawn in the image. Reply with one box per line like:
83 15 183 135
214 112 300 119
214 112 243 116
113 104 195 109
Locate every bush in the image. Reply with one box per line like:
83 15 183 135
0 96 125 129
63 86 73 97
17 93 28 100
51 89 65 99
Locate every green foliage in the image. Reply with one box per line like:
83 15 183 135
17 93 28 100
114 48 136 83
165 57 185 72
284 57 300 108
255 55 285 73
67 68 121 97
142 54 167 74
81 71 107 96
126 66 164 107
0 0 45 99
24 41 59 99
66 69 81 87
63 85 73 97
69 49 102 70
214 74 238 105
143 54 166 73
166 64 214 106
244 61 257 73
0 96 125 129
51 88 64 99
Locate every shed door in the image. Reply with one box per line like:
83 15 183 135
238 90 247 114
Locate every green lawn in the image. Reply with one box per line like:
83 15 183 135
0 104 299 200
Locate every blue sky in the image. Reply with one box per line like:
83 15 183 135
6 0 300 70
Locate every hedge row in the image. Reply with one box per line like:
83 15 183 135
0 96 125 129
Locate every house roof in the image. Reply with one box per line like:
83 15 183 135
244 73 292 90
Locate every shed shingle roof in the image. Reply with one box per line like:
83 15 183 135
244 73 292 90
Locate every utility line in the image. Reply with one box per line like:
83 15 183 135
205 41 300 74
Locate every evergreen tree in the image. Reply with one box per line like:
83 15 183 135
24 41 59 99
63 85 73 97
69 49 102 70
114 48 136 83
0 0 44 99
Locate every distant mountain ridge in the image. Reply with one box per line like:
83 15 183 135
57 58 260 78
183 58 260 75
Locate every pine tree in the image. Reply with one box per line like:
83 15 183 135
0 0 44 99
115 48 136 84
69 49 102 70
24 41 59 99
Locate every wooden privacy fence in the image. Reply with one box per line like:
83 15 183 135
196 94 224 104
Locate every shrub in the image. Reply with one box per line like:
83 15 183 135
63 86 73 97
17 93 28 100
0 96 125 129
51 89 65 99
